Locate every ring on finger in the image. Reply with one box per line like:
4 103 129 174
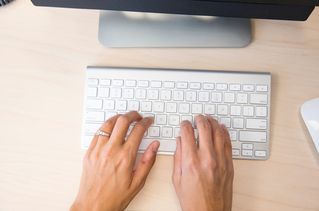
96 129 112 138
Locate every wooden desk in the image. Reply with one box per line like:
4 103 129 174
0 1 318 210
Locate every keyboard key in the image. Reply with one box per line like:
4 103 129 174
138 80 149 87
229 130 237 141
243 106 254 116
105 112 117 120
211 93 222 103
156 114 167 125
181 115 193 124
173 90 184 101
255 150 267 157
163 81 175 88
229 84 241 91
87 87 97 97
256 85 268 92
203 83 214 90
141 101 152 112
242 150 253 157
153 102 165 112
85 111 104 122
98 87 109 98
192 104 203 114
123 88 134 99
149 126 160 137
230 106 241 116
242 143 253 150
250 94 268 104
85 123 100 134
87 99 103 109
125 80 137 87
236 93 248 104
112 79 124 86
256 106 267 117
217 105 228 115
189 82 201 89
232 149 240 156
174 127 181 138
136 89 147 99
104 100 115 110
243 84 255 91
186 91 197 102
162 127 173 138
166 102 177 113
88 78 98 86
246 119 267 130
169 115 180 126
160 90 172 100
127 101 139 111
179 103 190 114
220 117 231 128
115 100 127 111
216 83 228 90
150 81 162 88
198 92 210 102
233 118 244 129
239 131 267 142
224 93 235 103
176 82 188 89
147 89 159 100
204 104 215 115
100 79 111 86
110 88 122 98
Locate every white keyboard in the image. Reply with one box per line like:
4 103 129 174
82 67 271 160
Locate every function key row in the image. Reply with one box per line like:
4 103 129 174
87 78 268 92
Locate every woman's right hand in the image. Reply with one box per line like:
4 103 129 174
173 115 234 211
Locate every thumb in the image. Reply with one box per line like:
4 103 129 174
130 141 160 191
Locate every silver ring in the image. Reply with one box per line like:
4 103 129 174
95 129 111 137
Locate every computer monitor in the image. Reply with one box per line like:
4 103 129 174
31 0 317 47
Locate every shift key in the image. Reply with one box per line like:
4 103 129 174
246 119 267 129
239 131 267 142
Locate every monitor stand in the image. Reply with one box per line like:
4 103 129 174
98 11 252 48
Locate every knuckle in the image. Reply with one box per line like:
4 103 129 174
117 115 130 125
180 121 193 133
134 122 147 132
197 117 211 130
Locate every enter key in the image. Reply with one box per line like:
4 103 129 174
246 119 267 130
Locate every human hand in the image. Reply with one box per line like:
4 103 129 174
70 111 160 211
173 115 234 211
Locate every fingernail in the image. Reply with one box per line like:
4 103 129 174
180 120 190 125
152 141 160 153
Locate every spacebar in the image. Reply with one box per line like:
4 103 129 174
139 139 176 153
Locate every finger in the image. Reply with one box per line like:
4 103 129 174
109 111 142 145
173 137 182 185
195 115 214 155
207 116 225 165
125 117 154 154
221 125 234 174
130 141 160 191
221 124 234 211
180 120 197 158
93 115 120 154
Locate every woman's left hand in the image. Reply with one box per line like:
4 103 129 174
70 111 160 211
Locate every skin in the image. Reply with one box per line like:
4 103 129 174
70 112 234 211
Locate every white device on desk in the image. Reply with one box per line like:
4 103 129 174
301 98 319 154
82 67 271 160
